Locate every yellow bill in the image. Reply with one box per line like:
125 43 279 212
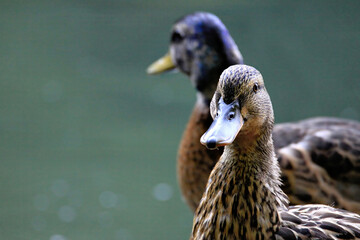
146 52 176 75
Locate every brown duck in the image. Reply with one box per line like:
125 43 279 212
147 12 360 213
193 64 360 240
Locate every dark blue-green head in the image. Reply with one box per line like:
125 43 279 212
147 12 243 99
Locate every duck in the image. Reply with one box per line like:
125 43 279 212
193 64 360 240
148 12 243 211
147 12 360 213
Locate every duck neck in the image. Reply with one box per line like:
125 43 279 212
196 92 212 110
193 57 238 101
193 72 220 102
192 122 288 240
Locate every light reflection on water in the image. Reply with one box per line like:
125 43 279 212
58 205 77 223
152 183 173 201
99 191 118 208
49 234 67 240
32 215 47 231
32 178 132 238
115 228 132 240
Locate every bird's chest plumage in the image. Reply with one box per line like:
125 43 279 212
192 159 280 240
177 102 223 211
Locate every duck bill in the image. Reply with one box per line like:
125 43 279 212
200 100 243 150
146 52 176 74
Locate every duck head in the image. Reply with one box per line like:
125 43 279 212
147 12 243 99
201 64 274 150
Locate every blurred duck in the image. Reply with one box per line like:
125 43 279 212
193 64 360 240
147 12 360 213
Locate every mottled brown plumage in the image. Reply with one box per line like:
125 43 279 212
177 99 223 210
193 65 360 240
147 12 360 213
274 118 360 211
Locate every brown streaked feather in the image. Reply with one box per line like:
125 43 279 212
177 100 223 211
275 117 360 213
278 205 360 240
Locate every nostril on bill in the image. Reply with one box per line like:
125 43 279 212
206 137 217 150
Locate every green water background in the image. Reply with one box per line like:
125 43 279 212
1 1 360 239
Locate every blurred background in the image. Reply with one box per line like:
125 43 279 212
1 0 359 239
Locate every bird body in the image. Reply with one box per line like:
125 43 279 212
274 118 360 210
177 97 222 210
147 12 360 213
193 64 360 240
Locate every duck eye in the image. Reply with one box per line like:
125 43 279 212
171 31 183 43
228 112 235 120
253 83 260 93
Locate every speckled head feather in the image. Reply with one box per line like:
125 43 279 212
210 64 270 128
218 64 262 104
